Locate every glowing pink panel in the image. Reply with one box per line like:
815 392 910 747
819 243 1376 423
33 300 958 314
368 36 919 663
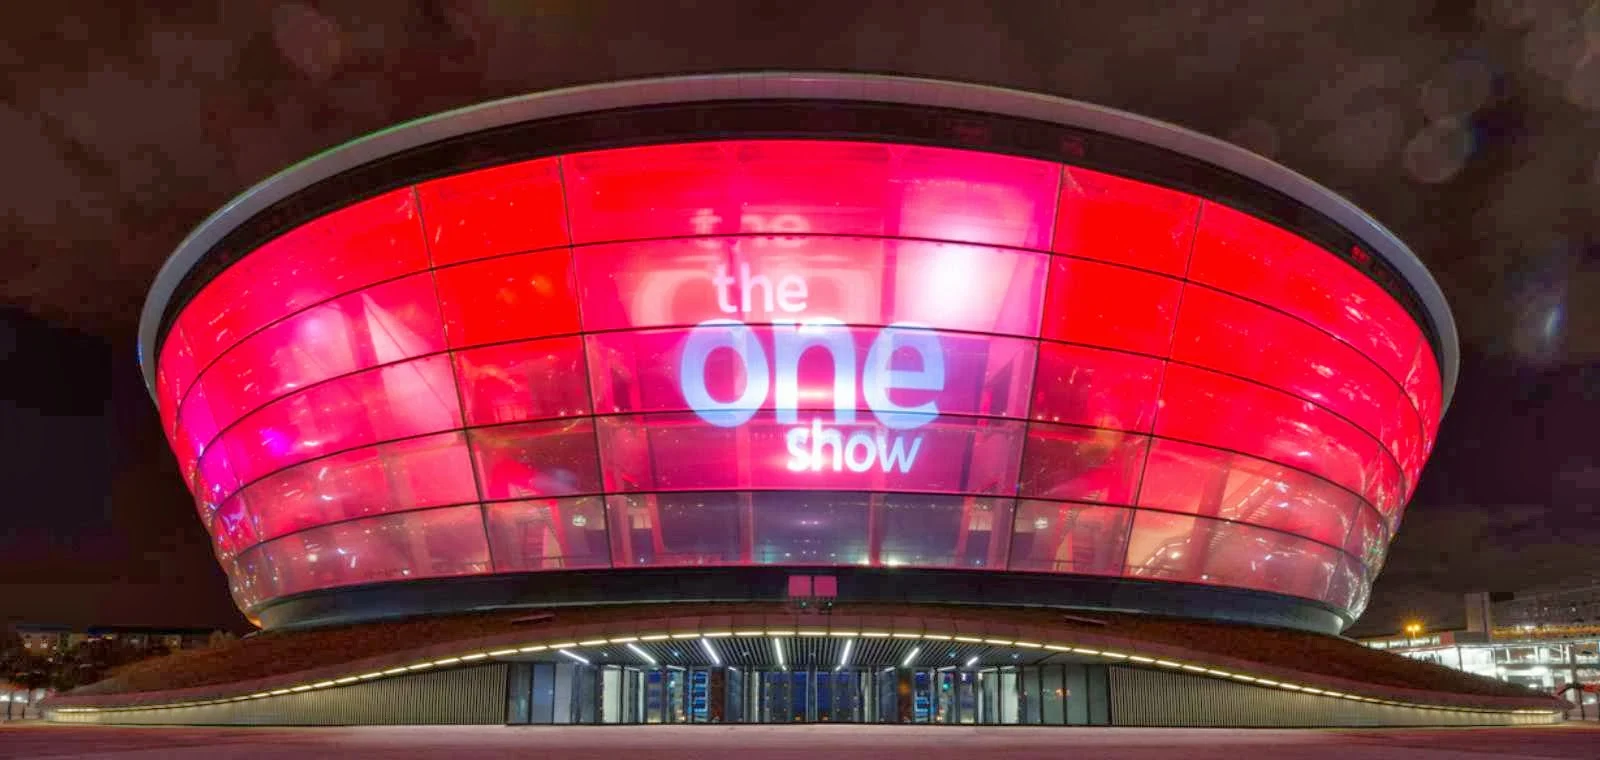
1054 167 1199 275
1136 439 1360 550
204 355 461 492
469 419 602 500
1040 257 1182 356
1187 202 1424 383
1030 342 1161 432
242 432 477 543
173 189 429 373
1123 510 1338 601
415 157 569 265
586 326 1035 420
1007 501 1133 575
184 274 447 437
257 505 490 598
209 494 257 562
156 325 196 436
485 497 610 571
1402 338 1444 465
434 250 580 348
1156 363 1382 501
562 141 1058 249
172 387 227 494
454 337 591 426
1017 424 1148 505
594 412 1026 495
573 237 1050 336
1172 285 1403 447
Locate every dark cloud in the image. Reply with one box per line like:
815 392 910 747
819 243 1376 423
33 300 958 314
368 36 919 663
1 1 1596 631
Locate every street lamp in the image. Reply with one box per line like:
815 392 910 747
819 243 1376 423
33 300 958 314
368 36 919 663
1404 622 1423 640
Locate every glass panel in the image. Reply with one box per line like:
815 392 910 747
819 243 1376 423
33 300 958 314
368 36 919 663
605 492 746 568
183 273 447 435
1039 257 1182 356
434 249 580 348
1403 339 1443 445
255 504 490 598
241 431 477 543
1325 554 1364 612
1187 202 1424 384
1155 363 1383 502
1030 343 1161 432
586 324 1035 420
573 237 1050 336
753 491 870 565
1054 167 1200 276
594 412 1026 495
562 140 1059 250
1017 423 1148 505
486 497 610 571
454 336 591 425
415 156 569 265
1172 285 1404 447
1346 502 1388 575
1137 439 1361 549
1007 501 1132 575
202 354 463 493
1123 510 1338 600
469 418 602 500
172 188 428 372
209 492 258 562
156 324 197 435
878 494 1014 570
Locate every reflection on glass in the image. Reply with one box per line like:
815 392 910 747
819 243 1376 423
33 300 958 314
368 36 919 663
1007 501 1131 575
486 497 610 571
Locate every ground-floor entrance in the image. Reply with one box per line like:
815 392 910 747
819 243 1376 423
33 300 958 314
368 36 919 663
507 662 1110 725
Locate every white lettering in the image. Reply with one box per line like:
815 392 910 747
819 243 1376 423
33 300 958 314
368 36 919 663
776 275 808 313
863 324 945 430
773 319 854 426
680 319 767 428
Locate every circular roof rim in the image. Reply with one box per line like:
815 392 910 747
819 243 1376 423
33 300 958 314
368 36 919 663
138 71 1458 412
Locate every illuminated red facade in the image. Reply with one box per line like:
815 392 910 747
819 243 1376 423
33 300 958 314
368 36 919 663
142 78 1451 633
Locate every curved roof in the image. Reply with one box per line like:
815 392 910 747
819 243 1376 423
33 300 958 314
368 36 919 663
138 71 1459 409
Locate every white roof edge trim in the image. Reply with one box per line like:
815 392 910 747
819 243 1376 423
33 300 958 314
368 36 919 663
138 71 1457 414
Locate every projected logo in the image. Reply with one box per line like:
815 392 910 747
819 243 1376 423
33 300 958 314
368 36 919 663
677 261 946 474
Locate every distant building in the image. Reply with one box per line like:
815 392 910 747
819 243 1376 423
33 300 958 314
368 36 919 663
6 624 224 654
1357 586 1600 716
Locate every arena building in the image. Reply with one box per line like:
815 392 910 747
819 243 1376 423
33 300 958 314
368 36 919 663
44 73 1564 727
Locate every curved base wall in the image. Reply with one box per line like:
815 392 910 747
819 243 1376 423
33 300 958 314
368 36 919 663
254 567 1351 635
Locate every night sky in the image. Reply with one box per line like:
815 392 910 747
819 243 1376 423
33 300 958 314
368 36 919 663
2 2 1595 636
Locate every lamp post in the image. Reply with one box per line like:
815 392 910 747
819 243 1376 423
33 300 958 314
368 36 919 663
1404 622 1423 643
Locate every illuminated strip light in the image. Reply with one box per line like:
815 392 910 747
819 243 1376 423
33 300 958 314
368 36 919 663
797 629 828 637
578 639 608 646
608 637 639 644
861 631 891 638
46 629 1566 719
704 632 734 638
838 639 854 670
829 631 857 638
700 638 722 666
902 646 921 668
735 631 764 637
965 656 979 668
626 643 657 665
892 632 920 639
